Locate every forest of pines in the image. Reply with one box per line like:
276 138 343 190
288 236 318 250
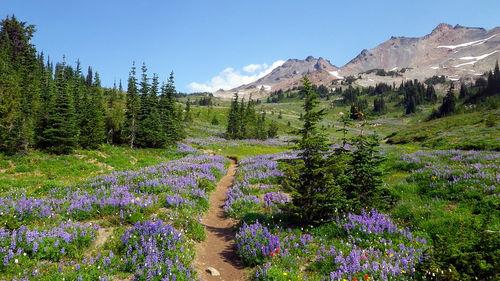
0 16 184 155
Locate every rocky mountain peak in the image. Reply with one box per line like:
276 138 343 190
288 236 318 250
431 23 453 34
305 55 316 62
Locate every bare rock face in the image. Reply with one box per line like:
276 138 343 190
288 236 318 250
215 23 500 99
341 23 500 86
216 56 340 99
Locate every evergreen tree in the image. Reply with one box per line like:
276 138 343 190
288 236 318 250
438 84 456 117
72 59 85 138
425 84 437 102
267 120 279 138
159 72 183 145
124 63 140 148
255 111 267 140
137 73 163 147
0 32 22 154
345 135 384 211
244 98 257 138
79 72 105 148
0 16 41 154
373 96 386 114
85 66 93 87
226 93 239 139
284 77 345 223
237 98 246 138
184 98 192 122
405 94 417 114
459 83 468 99
38 62 78 154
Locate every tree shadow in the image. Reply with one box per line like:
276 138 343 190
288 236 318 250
203 224 245 269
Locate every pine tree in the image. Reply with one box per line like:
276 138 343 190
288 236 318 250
0 33 22 154
284 77 345 223
124 63 140 148
226 93 239 139
85 66 93 87
38 62 78 154
72 59 85 138
459 83 469 99
0 16 41 154
493 60 500 93
405 94 416 114
255 111 267 140
80 72 105 148
345 135 383 211
184 98 192 122
159 72 183 145
373 96 386 114
137 73 163 147
267 120 279 138
237 98 246 138
244 98 257 138
438 84 456 117
36 57 55 149
425 85 437 102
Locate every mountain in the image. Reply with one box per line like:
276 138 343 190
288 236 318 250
341 23 500 87
214 56 340 99
215 23 500 98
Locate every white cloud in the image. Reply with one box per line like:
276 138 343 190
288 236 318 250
243 63 265 73
188 60 285 92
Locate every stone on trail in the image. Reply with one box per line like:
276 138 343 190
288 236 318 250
206 266 221 276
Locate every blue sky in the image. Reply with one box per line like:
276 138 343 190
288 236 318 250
1 0 499 92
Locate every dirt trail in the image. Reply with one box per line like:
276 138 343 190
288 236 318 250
194 159 247 281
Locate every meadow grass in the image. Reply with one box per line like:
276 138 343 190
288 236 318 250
0 144 182 193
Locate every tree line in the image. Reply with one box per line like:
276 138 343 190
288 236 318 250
226 93 278 139
429 62 500 120
0 16 184 155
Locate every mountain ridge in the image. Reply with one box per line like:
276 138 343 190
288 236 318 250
215 23 500 99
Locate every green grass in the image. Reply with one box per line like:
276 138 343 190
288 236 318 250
202 143 290 159
386 108 500 150
0 144 182 193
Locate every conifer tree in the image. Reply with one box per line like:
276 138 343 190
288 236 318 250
438 84 456 117
267 120 279 138
226 93 239 139
80 72 105 148
159 72 183 145
237 98 246 138
124 63 140 148
38 62 78 154
255 111 267 140
244 98 257 138
0 33 22 154
425 84 437 102
345 135 383 211
85 66 93 87
137 73 163 147
72 59 85 137
184 98 192 122
459 83 469 99
284 77 345 223
0 16 41 154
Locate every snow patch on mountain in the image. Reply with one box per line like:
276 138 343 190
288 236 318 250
437 34 498 49
329 71 344 79
454 50 500 67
